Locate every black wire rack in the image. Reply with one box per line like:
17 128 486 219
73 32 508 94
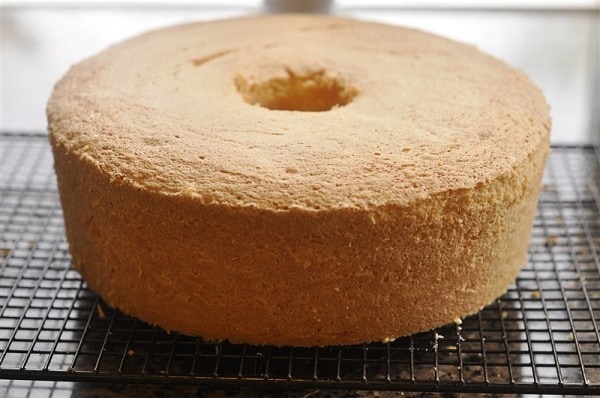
1 133 599 395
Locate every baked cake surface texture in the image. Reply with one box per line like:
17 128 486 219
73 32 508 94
47 15 551 346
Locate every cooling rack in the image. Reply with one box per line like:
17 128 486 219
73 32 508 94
1 133 599 395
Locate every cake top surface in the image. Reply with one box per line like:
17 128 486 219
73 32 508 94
48 14 550 211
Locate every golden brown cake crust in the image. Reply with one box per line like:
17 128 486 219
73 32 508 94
48 15 551 346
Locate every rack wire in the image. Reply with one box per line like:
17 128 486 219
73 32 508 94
1 133 599 394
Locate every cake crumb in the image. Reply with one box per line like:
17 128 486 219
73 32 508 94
546 235 559 246
453 317 462 325
96 304 105 319
183 187 196 198
531 290 541 299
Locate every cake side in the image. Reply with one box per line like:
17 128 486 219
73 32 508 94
49 130 549 346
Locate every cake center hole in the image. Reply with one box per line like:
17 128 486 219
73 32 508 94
235 70 358 112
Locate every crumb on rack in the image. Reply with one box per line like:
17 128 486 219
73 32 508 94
96 304 105 319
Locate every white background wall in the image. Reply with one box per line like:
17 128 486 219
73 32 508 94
1 1 598 144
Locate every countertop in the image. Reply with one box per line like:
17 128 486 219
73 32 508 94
1 380 462 398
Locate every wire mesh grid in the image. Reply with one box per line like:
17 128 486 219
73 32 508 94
1 133 599 394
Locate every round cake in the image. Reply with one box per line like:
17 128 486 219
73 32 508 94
48 15 551 346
